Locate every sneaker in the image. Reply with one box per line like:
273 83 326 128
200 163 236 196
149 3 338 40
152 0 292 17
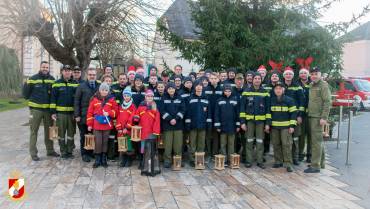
82 155 91 162
272 163 283 168
257 163 266 169
31 156 40 161
287 166 293 172
47 152 60 157
245 163 252 168
304 167 320 173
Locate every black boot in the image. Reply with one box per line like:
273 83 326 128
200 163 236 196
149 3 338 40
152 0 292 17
120 155 128 167
93 154 101 168
138 154 143 169
126 155 132 167
101 153 108 168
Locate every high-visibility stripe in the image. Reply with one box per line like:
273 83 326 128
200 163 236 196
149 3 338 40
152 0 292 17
28 102 50 108
56 106 74 111
214 122 221 127
50 103 56 108
289 106 297 112
52 83 79 88
242 92 270 97
140 111 145 115
162 113 169 119
265 114 271 119
27 79 54 84
287 86 302 91
272 121 290 126
254 115 266 120
87 117 93 121
239 112 246 118
290 120 297 125
271 106 289 112
245 114 266 120
298 106 305 111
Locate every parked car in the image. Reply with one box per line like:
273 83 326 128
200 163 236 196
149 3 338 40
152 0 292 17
333 79 370 110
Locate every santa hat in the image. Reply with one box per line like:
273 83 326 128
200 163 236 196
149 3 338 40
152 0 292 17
296 57 313 74
283 66 294 77
257 65 267 73
127 66 136 76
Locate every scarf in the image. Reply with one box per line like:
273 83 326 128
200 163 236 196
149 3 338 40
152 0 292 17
122 98 133 110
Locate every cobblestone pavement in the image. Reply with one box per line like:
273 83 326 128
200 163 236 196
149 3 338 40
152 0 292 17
0 108 364 209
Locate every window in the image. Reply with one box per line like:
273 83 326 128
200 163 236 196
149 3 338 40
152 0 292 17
344 81 356 91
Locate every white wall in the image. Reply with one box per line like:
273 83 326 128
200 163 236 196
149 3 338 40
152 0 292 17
152 31 200 75
342 40 370 77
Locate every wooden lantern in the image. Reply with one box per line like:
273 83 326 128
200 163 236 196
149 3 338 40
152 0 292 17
323 123 330 138
131 126 142 142
157 135 164 149
117 136 128 152
84 134 95 150
195 152 205 170
230 154 240 169
173 155 182 171
214 155 225 170
49 122 58 141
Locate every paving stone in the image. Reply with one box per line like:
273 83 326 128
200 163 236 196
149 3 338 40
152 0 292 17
0 108 364 209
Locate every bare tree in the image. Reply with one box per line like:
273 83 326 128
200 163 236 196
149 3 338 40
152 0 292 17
0 0 163 70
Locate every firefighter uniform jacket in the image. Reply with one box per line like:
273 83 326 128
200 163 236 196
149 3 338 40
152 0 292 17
133 102 161 140
232 85 245 102
299 80 310 115
269 95 298 129
178 87 192 103
131 86 146 108
284 82 305 117
111 84 127 105
86 95 118 130
23 72 55 110
184 93 212 130
240 86 271 124
161 93 186 131
204 84 223 128
153 91 164 114
214 95 240 134
50 78 79 114
116 103 136 135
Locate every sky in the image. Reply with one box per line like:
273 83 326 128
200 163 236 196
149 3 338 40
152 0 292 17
317 0 370 29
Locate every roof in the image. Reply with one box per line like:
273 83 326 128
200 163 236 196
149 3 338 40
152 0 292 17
343 21 370 42
161 0 200 40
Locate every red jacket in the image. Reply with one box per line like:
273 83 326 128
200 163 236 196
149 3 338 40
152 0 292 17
86 96 118 131
133 103 161 140
116 103 136 135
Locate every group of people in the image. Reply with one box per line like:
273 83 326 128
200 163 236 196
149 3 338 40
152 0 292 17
23 60 331 176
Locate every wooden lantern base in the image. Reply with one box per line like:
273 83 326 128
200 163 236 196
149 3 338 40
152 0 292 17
230 154 240 169
173 155 182 171
84 134 95 150
49 125 59 141
214 154 225 170
131 126 142 142
195 152 205 170
323 123 330 138
118 136 128 152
